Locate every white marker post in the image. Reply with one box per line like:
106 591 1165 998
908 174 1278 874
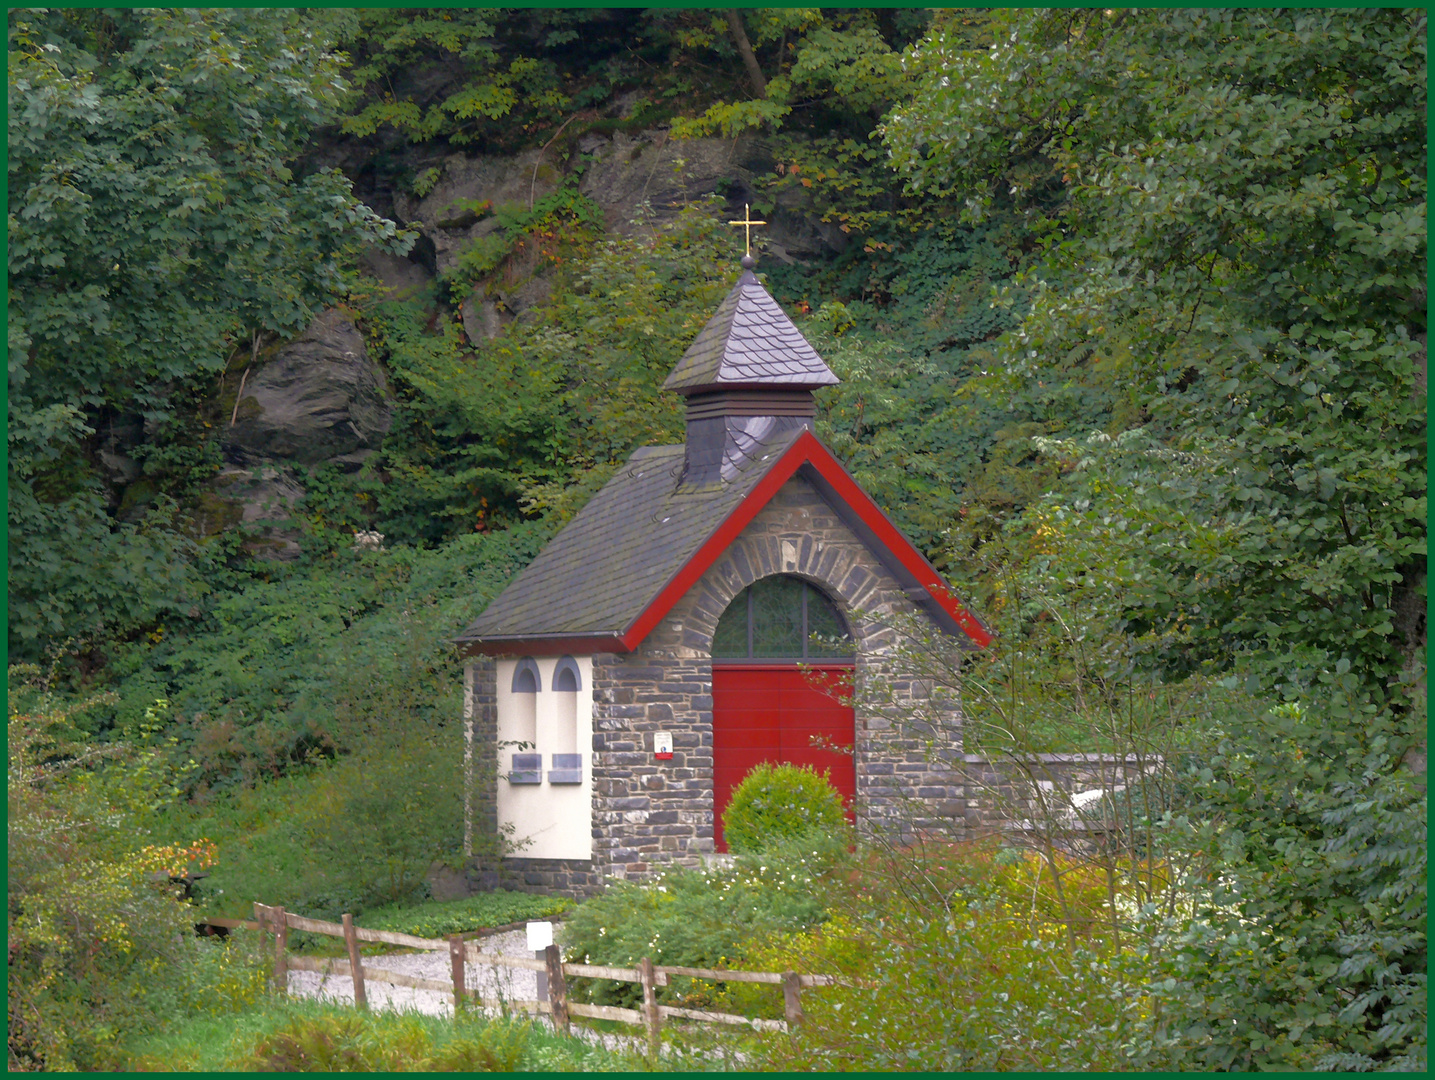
528 921 554 1002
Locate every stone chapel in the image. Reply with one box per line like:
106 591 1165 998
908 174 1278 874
455 254 991 896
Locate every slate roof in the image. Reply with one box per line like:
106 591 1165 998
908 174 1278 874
663 270 839 394
456 428 805 645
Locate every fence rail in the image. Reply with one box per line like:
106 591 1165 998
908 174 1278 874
218 903 835 1048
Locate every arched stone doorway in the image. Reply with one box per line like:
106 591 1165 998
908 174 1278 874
710 574 856 851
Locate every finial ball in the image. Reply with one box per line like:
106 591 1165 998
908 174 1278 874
741 253 756 270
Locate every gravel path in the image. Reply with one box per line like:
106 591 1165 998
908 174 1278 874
286 928 641 1054
286 928 539 1017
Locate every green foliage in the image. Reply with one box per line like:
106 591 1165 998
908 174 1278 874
356 202 735 543
750 843 1147 1070
158 734 491 930
720 762 847 855
100 525 548 787
7 7 408 660
357 892 571 941
293 734 470 912
6 672 222 1070
336 8 752 153
442 183 606 306
879 23 1430 1064
123 998 614 1072
66 514 551 930
1131 699 1427 1071
169 934 272 1022
888 7 1427 702
338 9 623 148
561 836 847 1010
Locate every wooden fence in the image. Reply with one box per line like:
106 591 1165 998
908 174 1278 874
204 905 838 1051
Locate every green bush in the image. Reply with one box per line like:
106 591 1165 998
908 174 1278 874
750 843 1149 1071
7 679 225 1070
122 998 620 1072
721 762 848 854
294 734 468 911
357 892 571 940
178 729 479 926
560 833 849 1011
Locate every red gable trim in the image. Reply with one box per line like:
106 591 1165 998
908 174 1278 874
619 430 993 651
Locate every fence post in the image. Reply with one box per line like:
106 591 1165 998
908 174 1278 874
782 971 803 1027
639 957 661 1057
449 935 466 1014
253 903 271 990
271 905 289 995
342 913 367 1010
544 944 569 1035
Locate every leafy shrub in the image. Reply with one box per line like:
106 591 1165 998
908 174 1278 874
175 933 271 1019
179 728 477 926
295 734 468 911
721 762 848 854
122 998 619 1073
243 1012 531 1072
561 834 848 1010
358 892 571 940
1130 698 1429 1072
7 677 224 1070
750 843 1150 1071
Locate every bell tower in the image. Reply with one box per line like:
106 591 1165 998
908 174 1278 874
663 254 839 486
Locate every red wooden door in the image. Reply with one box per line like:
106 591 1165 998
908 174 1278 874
712 664 855 853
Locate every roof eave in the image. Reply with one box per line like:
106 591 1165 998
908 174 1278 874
667 378 839 396
453 632 632 658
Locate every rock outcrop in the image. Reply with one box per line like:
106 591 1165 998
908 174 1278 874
213 124 852 548
207 465 308 561
206 309 393 559
223 310 392 467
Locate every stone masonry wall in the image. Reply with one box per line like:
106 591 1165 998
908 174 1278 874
958 754 1166 836
596 474 970 888
463 473 974 897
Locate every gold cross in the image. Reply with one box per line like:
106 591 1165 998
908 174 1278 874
727 203 767 257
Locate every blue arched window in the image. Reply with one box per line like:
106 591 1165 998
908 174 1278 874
553 656 582 692
511 657 542 694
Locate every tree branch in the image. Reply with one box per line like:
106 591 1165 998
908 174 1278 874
725 9 767 98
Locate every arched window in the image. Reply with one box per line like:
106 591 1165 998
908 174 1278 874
553 657 581 692
511 657 542 694
509 657 539 772
712 576 854 661
552 656 580 757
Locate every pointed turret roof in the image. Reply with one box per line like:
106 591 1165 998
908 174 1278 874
663 269 839 394
454 261 990 656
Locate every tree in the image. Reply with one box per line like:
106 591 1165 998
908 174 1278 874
8 8 408 659
1136 700 1427 1071
882 11 1427 1068
7 679 217 1070
885 8 1426 709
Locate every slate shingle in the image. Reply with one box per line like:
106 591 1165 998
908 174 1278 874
663 270 838 393
456 429 805 644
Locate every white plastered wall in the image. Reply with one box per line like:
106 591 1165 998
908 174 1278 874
495 656 594 860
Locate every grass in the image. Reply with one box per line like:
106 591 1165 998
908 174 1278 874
279 890 575 958
122 997 629 1072
358 891 572 939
